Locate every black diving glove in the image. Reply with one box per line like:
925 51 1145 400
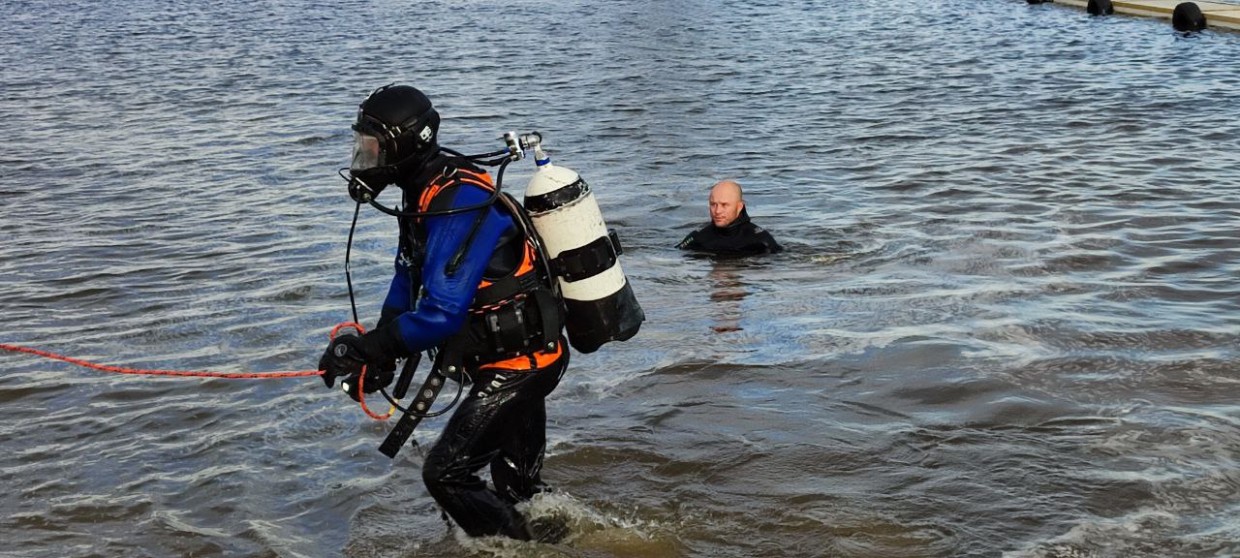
336 325 405 402
319 331 363 389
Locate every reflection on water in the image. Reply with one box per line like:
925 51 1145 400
707 259 750 333
1 0 1239 557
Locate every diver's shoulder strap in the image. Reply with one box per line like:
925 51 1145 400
496 192 559 295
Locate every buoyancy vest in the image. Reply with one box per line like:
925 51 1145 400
403 156 565 371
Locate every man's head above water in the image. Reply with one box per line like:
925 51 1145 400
678 178 781 255
709 179 745 228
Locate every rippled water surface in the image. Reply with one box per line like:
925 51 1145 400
2 1 1239 556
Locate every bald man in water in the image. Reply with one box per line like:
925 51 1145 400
677 180 782 255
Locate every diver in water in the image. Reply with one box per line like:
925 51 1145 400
317 84 568 542
677 179 782 256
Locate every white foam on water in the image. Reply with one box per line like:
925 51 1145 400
450 491 673 557
1002 509 1181 558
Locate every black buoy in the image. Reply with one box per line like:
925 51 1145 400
1026 0 1051 4
1087 0 1114 15
1172 2 1207 32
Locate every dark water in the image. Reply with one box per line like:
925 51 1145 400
2 0 1239 556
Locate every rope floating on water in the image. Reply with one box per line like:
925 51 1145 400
1 322 394 421
0 342 323 379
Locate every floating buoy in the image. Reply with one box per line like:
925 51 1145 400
1087 0 1114 15
1026 0 1051 4
1172 2 1207 31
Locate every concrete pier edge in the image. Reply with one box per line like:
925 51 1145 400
1045 0 1240 31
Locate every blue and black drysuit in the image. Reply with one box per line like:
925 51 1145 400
374 155 567 541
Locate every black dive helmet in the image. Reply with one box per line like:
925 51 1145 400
348 84 441 201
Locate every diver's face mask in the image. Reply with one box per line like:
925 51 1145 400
341 106 439 204
350 132 383 172
344 127 393 203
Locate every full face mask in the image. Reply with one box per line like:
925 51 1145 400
344 85 440 202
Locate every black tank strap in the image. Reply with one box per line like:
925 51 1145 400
550 233 619 282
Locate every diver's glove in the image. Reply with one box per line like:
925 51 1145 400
319 332 364 389
336 325 404 402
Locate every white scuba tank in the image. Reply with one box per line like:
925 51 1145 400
522 148 643 354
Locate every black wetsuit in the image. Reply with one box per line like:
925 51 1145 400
677 208 782 255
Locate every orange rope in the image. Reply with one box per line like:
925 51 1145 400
1 322 396 421
330 323 394 421
0 343 321 379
